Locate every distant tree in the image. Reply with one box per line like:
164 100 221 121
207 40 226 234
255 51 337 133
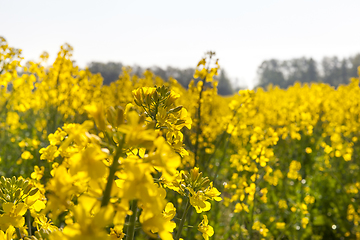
256 54 360 89
321 56 341 86
131 64 145 77
216 69 233 95
281 57 319 86
339 59 350 84
305 58 318 83
349 54 360 78
163 66 195 87
257 59 286 88
88 62 123 85
149 66 195 88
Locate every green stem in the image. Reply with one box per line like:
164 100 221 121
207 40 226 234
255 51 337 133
175 199 191 240
212 134 231 181
194 79 205 167
126 200 138 240
16 228 22 239
237 213 243 240
101 143 123 207
27 209 32 236
50 51 65 134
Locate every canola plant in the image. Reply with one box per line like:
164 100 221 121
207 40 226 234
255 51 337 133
1 36 360 240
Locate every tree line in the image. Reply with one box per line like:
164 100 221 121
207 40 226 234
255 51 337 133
87 62 234 95
256 53 360 89
87 53 360 94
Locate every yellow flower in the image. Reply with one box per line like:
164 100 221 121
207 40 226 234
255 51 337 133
31 166 45 181
162 202 176 221
278 199 288 209
84 104 107 131
109 225 125 239
39 145 60 162
189 189 211 213
69 144 108 180
51 204 114 240
118 110 157 147
33 214 58 233
305 147 312 154
234 203 243 213
198 215 214 240
21 151 33 160
0 202 27 230
0 226 15 240
276 222 285 229
194 68 208 80
145 137 181 181
301 217 309 228
141 210 176 240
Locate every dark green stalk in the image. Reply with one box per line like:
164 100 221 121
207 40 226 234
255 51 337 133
212 134 231 181
101 141 123 207
50 51 66 134
27 209 32 236
16 228 22 239
126 200 138 240
175 199 191 240
237 213 243 240
194 79 205 167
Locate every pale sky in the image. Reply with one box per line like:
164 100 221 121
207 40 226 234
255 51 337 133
2 0 360 89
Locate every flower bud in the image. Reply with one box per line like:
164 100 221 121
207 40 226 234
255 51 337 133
17 179 24 188
14 188 21 199
107 106 116 127
22 180 29 191
11 176 16 185
168 106 183 114
5 180 10 189
116 107 124 127
0 176 5 185
200 178 211 190
190 167 200 182
24 184 33 194
28 188 39 196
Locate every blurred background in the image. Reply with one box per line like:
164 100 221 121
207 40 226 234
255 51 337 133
2 0 360 93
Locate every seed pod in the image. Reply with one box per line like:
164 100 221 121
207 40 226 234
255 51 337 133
11 176 16 185
144 94 150 106
168 106 183 114
146 121 156 130
107 106 116 127
17 179 24 188
190 168 199 182
200 178 210 190
23 184 33 194
22 180 29 191
139 113 146 124
153 91 159 102
183 173 190 185
196 172 203 184
116 107 124 126
14 188 21 199
0 176 6 185
28 188 39 196
175 120 186 125
5 180 10 189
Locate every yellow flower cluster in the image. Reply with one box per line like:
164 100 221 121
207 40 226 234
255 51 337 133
2 36 360 239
